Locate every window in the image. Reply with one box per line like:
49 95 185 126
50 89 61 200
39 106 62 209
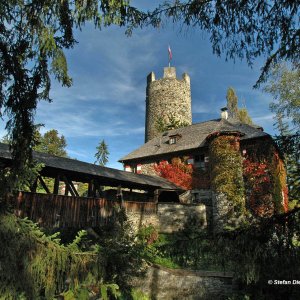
169 137 176 144
195 154 204 162
169 133 182 144
125 165 132 172
194 154 207 170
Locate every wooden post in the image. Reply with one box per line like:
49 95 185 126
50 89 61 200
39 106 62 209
53 175 60 195
30 177 38 193
88 180 94 198
117 185 123 205
64 182 69 196
93 180 102 198
92 181 97 198
154 189 160 203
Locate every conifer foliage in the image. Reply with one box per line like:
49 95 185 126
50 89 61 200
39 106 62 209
0 208 145 299
0 0 140 189
95 139 109 166
0 214 97 299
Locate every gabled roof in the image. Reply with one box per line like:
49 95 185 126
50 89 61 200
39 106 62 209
0 143 180 190
119 118 269 162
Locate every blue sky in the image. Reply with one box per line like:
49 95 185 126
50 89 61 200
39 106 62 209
1 3 277 170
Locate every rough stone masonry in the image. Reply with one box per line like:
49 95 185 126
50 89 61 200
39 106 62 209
145 67 192 142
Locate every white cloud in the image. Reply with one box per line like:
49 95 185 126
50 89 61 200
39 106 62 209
0 20 279 166
67 149 90 159
253 114 274 122
192 103 211 114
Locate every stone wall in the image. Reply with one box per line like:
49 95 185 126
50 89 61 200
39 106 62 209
131 264 235 300
145 67 192 142
126 203 207 233
141 161 158 176
211 192 232 232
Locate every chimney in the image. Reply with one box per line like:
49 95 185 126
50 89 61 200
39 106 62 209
220 107 228 120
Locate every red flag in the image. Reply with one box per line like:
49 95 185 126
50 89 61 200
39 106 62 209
168 45 172 61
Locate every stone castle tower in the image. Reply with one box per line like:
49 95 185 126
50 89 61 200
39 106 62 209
145 67 192 142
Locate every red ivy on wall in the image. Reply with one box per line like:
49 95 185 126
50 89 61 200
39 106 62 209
243 158 273 217
154 157 210 190
154 158 193 190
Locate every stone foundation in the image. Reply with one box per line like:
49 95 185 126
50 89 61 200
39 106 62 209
126 203 207 233
211 192 232 233
131 264 235 300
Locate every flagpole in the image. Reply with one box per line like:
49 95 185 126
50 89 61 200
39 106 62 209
168 45 172 67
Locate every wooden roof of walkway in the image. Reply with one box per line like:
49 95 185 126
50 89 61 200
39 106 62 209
0 143 180 191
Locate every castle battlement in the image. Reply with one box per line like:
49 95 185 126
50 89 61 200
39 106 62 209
147 67 190 83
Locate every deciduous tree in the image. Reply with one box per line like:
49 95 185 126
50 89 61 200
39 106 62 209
226 87 238 119
226 87 253 125
263 64 300 204
35 129 67 157
1 1 299 189
264 64 300 129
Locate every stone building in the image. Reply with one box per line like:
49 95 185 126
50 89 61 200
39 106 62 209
119 66 288 230
145 67 192 142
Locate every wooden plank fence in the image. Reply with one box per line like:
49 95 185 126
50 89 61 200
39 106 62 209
8 192 157 228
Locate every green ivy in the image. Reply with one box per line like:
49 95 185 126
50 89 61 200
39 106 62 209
209 135 246 215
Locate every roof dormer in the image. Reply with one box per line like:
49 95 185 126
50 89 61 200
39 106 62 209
169 133 182 145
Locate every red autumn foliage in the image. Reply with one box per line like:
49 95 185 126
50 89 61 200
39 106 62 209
154 158 193 190
272 152 289 212
283 186 289 212
243 158 274 217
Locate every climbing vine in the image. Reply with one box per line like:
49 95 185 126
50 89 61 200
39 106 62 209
209 134 246 215
242 140 288 214
269 151 289 213
155 113 189 133
243 158 273 217
154 157 209 190
154 158 193 189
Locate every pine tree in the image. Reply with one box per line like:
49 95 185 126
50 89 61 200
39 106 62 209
95 140 109 166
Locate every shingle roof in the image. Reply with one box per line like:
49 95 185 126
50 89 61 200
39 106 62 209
0 143 180 190
119 118 269 162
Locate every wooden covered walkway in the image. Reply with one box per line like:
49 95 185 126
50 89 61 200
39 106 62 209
0 142 180 197
8 192 157 228
1 143 181 228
